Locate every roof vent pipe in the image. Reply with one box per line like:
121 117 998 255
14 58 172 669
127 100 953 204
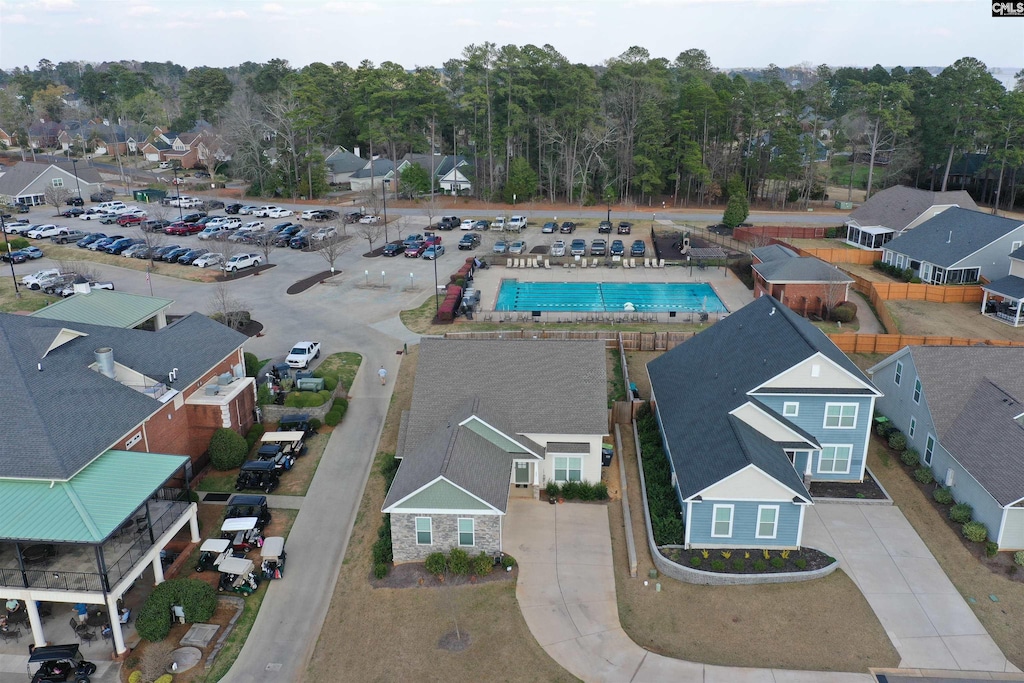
947 231 952 244
95 347 115 379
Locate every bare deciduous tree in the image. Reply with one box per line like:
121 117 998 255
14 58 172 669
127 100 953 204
362 190 383 219
44 184 72 214
313 232 350 274
356 222 384 253
207 282 250 330
821 267 852 319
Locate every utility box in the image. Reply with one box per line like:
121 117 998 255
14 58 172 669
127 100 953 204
296 377 325 392
135 188 167 203
834 200 853 210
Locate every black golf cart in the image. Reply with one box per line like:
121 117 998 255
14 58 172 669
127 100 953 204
225 494 272 530
277 413 316 438
28 644 97 683
234 460 279 493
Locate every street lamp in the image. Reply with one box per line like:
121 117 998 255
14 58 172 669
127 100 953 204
382 178 390 243
0 213 21 298
70 157 83 204
172 167 183 221
433 249 440 319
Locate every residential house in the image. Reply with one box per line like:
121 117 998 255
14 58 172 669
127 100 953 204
57 119 131 156
162 131 202 169
27 121 63 149
880 207 1024 285
0 311 256 654
981 246 1024 326
349 159 396 193
325 146 365 186
0 127 13 147
646 296 881 550
751 244 853 317
0 161 103 206
844 185 979 249
397 154 473 195
869 347 1024 550
383 338 608 562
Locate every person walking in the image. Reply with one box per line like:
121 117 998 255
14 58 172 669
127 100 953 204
378 366 387 385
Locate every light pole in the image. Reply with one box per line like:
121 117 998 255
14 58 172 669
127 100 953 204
172 167 183 221
382 178 390 243
1 213 20 298
70 156 83 204
433 249 440 319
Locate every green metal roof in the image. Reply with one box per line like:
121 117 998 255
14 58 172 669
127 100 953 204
31 290 173 329
0 450 187 543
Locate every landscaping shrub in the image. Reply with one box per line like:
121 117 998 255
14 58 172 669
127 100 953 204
794 558 807 570
322 376 339 392
900 448 919 467
380 456 400 489
257 384 272 406
876 420 894 438
950 503 973 524
753 559 767 571
136 578 217 642
500 554 516 570
1014 551 1024 566
710 560 726 571
324 409 342 427
731 559 745 572
770 557 785 569
333 397 348 422
138 641 174 683
986 541 999 557
373 563 388 579
424 552 446 576
245 423 266 451
371 515 392 573
243 352 260 377
545 481 560 499
155 676 173 683
128 672 142 683
914 467 934 484
308 417 322 432
448 548 470 575
933 487 954 505
9 237 29 251
209 428 248 470
561 480 582 500
548 480 609 501
473 552 493 576
593 482 609 500
888 431 907 452
636 404 685 545
962 521 988 543
689 556 702 568
831 301 857 323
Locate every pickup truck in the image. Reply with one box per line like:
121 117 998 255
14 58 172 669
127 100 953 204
285 341 321 369
22 268 62 289
51 229 88 244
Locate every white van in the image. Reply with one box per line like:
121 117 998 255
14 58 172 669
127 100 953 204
96 201 126 213
158 161 171 170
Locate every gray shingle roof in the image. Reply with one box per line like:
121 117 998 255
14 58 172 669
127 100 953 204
351 159 394 179
647 296 873 499
326 148 365 174
883 208 1024 267
0 312 247 481
847 185 979 231
0 162 101 196
751 244 798 262
752 256 853 284
983 275 1024 300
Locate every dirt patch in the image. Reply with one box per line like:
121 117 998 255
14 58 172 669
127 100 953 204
215 263 275 282
437 630 471 652
808 469 888 499
885 299 1024 341
287 271 336 295
371 561 516 589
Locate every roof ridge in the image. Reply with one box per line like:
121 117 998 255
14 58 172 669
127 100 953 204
62 482 102 541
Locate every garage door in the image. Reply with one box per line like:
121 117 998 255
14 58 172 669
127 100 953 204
1001 507 1024 550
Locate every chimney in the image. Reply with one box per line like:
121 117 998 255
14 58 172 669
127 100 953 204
95 347 115 379
353 146 360 158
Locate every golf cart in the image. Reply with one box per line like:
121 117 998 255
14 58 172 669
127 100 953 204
234 459 279 493
257 431 306 472
260 536 286 580
277 413 316 437
225 494 271 530
194 538 234 573
217 556 260 595
221 516 264 553
28 644 96 683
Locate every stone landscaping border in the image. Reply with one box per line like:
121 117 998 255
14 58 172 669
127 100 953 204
204 595 245 670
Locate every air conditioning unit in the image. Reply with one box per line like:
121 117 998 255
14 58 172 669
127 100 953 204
232 363 244 378
205 385 220 396
217 372 233 386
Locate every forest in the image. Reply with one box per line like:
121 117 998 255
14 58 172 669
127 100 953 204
0 46 1022 208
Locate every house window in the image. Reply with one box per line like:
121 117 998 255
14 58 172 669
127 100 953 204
782 402 799 417
554 456 582 483
458 518 474 546
909 417 916 439
824 403 858 429
415 517 432 545
894 361 903 386
924 435 935 465
51 177 64 188
711 505 734 538
756 506 779 539
819 445 853 474
913 379 922 404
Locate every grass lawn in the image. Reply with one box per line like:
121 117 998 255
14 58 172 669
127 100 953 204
0 275 58 313
315 351 362 393
305 346 576 682
828 157 885 192
44 244 219 282
196 431 330 496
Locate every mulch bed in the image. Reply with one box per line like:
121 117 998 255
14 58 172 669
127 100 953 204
215 263 276 281
237 319 263 337
371 561 517 589
809 470 889 500
662 547 835 574
286 271 336 295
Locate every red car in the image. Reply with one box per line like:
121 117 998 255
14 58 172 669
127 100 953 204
404 241 427 258
117 214 145 226
164 222 203 236
423 234 442 246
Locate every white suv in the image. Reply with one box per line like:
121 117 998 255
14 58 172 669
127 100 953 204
222 253 263 272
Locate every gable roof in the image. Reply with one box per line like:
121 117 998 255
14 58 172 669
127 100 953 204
902 346 1024 506
325 147 365 174
351 159 395 179
751 244 799 262
0 162 101 196
883 207 1024 266
0 312 247 481
752 255 853 284
31 290 174 329
847 185 979 231
647 296 873 499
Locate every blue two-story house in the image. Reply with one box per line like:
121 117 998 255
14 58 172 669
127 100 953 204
647 296 881 549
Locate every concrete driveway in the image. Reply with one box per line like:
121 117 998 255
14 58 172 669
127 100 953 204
504 499 874 683
803 504 1019 673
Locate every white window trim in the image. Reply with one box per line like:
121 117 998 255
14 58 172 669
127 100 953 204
415 516 432 545
819 444 853 474
553 455 582 483
924 434 935 465
894 361 903 386
756 505 780 539
51 177 64 187
823 402 858 429
457 517 474 547
711 504 734 538
913 378 922 404
782 402 799 417
909 417 916 439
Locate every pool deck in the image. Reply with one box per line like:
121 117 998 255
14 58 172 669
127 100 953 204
471 260 754 316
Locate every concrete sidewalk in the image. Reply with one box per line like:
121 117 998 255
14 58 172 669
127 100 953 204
505 499 875 683
803 505 1019 673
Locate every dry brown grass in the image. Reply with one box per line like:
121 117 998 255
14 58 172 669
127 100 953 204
867 443 1024 670
195 431 329 497
612 423 899 672
45 244 219 282
305 346 576 682
885 299 1024 341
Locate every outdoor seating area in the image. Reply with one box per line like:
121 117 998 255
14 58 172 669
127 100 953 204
983 298 1024 326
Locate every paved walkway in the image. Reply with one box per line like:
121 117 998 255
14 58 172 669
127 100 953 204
803 505 1019 674
505 499 875 683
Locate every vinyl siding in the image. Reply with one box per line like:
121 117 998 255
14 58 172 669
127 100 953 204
1002 509 1024 550
394 479 492 511
948 226 1024 282
686 499 803 549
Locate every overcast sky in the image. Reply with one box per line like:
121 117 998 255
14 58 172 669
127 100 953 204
1 0 1021 79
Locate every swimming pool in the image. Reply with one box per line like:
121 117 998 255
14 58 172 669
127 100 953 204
494 280 728 313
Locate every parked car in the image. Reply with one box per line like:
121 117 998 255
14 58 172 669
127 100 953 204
570 239 587 256
473 220 491 231
152 244 182 260
509 216 528 230
437 216 460 230
140 219 171 232
2 219 29 233
76 233 106 248
198 226 230 241
617 221 633 234
254 205 288 218
403 234 423 247
630 239 646 257
460 219 475 231
610 239 625 256
238 206 258 215
193 252 224 268
165 222 203 236
98 214 120 224
559 221 576 234
598 220 613 234
423 233 442 247
1 250 28 263
50 229 87 244
225 203 243 214
382 242 406 257
343 211 364 223
121 243 149 258
61 207 85 217
590 239 607 256
228 229 261 243
359 215 381 224
195 171 212 179
22 268 62 289
492 216 507 231
59 280 114 297
271 225 302 246
65 196 85 206
22 246 44 259
90 189 115 202
509 240 527 255
286 341 321 369
288 230 312 249
310 226 337 242
493 240 508 254
550 240 566 257
541 221 558 234
312 209 339 221
458 233 480 250
27 224 62 239
422 244 445 260
174 248 208 265
117 213 145 226
404 241 426 258
160 246 190 262
240 220 265 232
222 253 263 272
14 203 30 213
180 212 208 224
106 237 142 255
88 236 121 251
202 199 224 210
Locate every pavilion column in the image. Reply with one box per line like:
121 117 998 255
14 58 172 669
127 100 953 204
105 593 127 655
25 599 46 649
155 311 167 330
1016 303 1022 327
981 291 989 314
188 504 200 543
151 555 165 585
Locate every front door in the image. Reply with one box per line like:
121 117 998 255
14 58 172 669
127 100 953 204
514 462 530 487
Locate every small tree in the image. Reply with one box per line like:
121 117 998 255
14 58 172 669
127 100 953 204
400 163 431 197
722 193 749 228
362 188 383 219
207 282 249 330
209 427 248 470
44 184 72 213
314 233 350 274
356 222 384 253
503 156 537 203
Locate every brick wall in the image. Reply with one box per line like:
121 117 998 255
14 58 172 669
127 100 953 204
391 512 502 563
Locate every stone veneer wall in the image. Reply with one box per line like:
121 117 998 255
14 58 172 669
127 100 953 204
391 513 501 563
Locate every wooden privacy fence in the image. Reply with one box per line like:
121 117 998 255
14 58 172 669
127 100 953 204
443 329 697 351
797 247 882 265
735 225 838 241
827 333 1024 354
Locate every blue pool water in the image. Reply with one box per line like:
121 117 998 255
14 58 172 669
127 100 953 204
495 280 728 313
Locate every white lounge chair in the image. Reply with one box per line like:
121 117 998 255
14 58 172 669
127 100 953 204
506 258 513 268
659 258 665 268
630 258 637 268
591 258 598 268
544 259 551 269
580 259 588 269
644 258 651 268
